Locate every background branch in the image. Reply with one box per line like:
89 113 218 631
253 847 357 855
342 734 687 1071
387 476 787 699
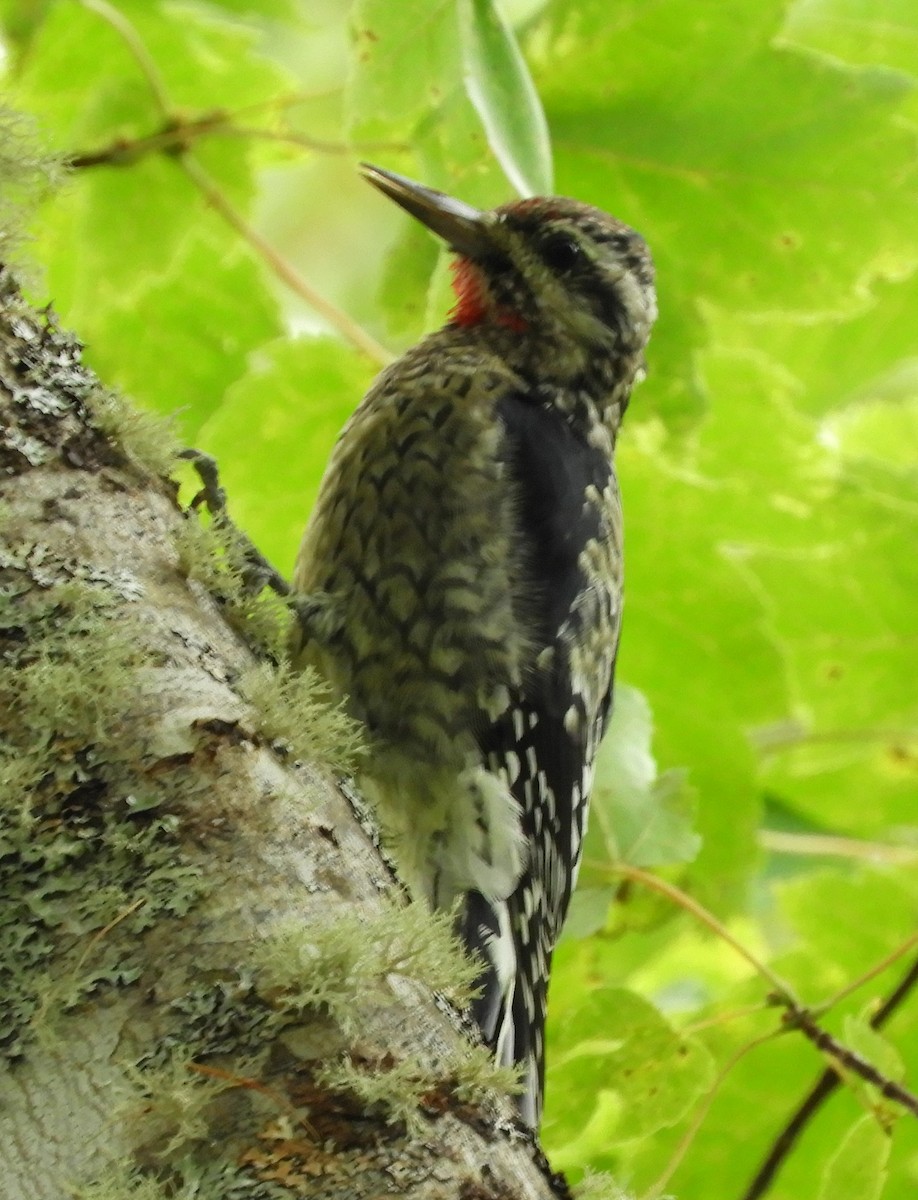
77 0 394 367
741 955 918 1200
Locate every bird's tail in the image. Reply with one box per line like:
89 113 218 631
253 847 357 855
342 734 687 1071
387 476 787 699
460 889 548 1129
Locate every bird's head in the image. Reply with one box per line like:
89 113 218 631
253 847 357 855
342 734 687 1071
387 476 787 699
361 163 657 408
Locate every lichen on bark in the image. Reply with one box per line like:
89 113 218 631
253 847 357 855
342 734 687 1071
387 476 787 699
0 271 571 1198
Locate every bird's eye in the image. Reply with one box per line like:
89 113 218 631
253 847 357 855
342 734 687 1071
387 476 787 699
541 234 582 273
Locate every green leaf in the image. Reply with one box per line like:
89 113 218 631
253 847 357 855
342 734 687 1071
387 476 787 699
347 0 544 203
10 1 296 141
783 0 918 80
616 424 780 902
777 869 918 985
198 337 376 576
818 1115 891 1200
561 885 618 940
532 0 918 430
80 228 283 436
589 684 700 869
705 270 918 423
842 1014 906 1092
0 0 55 51
459 0 553 195
413 81 524 205
8 3 918 1195
346 0 462 142
377 218 441 345
187 0 299 19
545 987 714 1170
12 1 297 435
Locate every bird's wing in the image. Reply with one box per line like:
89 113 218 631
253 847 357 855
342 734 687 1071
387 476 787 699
462 392 623 1125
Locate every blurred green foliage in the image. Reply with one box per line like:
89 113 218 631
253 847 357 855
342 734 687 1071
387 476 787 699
2 1 916 1197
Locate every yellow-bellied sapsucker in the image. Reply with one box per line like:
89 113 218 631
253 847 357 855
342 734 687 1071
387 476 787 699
293 164 656 1128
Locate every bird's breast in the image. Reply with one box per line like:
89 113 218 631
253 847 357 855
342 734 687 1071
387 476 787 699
293 345 533 765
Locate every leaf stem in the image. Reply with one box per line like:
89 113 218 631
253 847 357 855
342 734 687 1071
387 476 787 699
781 1004 918 1117
78 0 171 115
78 0 394 366
820 930 918 1013
68 115 408 169
641 1031 779 1200
179 155 393 366
740 954 918 1200
606 862 798 1001
759 829 918 866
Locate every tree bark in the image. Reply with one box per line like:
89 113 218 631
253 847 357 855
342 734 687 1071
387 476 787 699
0 267 570 1200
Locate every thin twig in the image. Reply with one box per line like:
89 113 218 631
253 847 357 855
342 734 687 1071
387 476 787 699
187 1061 317 1138
760 829 918 866
69 116 408 170
73 896 148 972
783 1006 918 1117
221 125 407 155
604 862 799 1002
79 0 171 114
604 864 918 1195
740 954 918 1200
741 1071 838 1200
78 0 394 366
681 1002 773 1037
68 113 230 169
820 931 918 1013
641 1031 779 1200
32 897 148 1028
179 154 393 366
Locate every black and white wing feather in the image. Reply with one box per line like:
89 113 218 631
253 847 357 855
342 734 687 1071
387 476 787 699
460 393 623 1126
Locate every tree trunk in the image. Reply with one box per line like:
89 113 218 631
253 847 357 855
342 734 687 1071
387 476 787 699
0 267 570 1200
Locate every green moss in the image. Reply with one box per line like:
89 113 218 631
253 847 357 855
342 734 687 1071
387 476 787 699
175 512 364 770
252 900 479 1032
0 578 204 1058
574 1173 636 1200
121 1054 236 1158
249 900 522 1119
0 778 201 1056
316 1051 436 1134
74 1167 169 1200
86 386 182 481
315 1042 523 1136
237 660 363 773
314 1041 521 1138
137 901 512 1135
448 1040 523 1105
0 106 58 271
0 578 146 747
173 516 292 661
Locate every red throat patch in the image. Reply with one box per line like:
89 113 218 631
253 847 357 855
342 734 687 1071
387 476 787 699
448 257 486 326
448 257 528 332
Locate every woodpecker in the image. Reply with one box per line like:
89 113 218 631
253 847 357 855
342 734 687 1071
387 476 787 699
293 164 656 1128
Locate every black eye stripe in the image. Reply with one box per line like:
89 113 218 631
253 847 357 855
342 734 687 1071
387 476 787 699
540 234 582 273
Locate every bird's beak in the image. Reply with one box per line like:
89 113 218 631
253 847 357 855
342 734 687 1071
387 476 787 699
360 163 497 261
